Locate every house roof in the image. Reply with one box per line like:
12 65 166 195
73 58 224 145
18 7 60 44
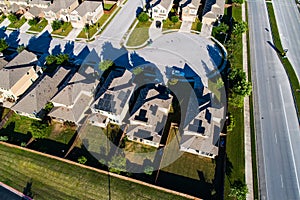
126 125 162 144
93 70 135 116
151 0 173 10
51 65 99 106
45 0 77 13
180 0 201 9
49 93 92 124
202 0 225 19
0 58 8 70
74 1 102 17
12 67 69 116
0 50 38 90
27 6 42 16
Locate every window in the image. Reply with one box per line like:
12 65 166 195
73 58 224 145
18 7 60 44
154 9 158 13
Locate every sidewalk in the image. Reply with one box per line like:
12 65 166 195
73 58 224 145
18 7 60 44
242 2 254 200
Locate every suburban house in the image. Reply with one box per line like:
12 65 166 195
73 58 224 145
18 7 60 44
0 50 41 105
126 85 173 148
179 0 201 22
180 87 225 158
70 1 104 28
202 0 225 24
0 0 50 8
9 3 26 14
12 67 70 119
148 0 173 21
23 6 44 20
44 0 79 22
91 69 136 125
0 4 8 14
48 65 99 125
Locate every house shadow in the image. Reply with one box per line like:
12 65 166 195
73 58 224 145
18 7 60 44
51 44 62 56
0 122 32 145
27 30 52 54
156 170 213 199
7 29 20 48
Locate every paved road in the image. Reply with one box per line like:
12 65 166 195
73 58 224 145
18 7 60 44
248 0 300 199
272 0 300 79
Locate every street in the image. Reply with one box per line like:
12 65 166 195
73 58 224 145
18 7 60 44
248 0 300 199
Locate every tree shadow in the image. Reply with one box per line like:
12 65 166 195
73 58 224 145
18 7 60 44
0 122 32 145
51 44 62 55
225 154 233 177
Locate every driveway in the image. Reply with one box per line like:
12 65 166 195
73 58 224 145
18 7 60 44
64 28 82 41
19 22 31 33
179 20 192 32
0 18 11 28
200 23 213 37
149 20 162 40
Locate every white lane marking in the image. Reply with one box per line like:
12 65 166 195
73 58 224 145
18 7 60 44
279 84 300 198
280 174 284 188
274 132 278 144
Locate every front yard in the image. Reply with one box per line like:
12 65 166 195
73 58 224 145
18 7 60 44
162 18 182 31
126 20 152 47
8 17 26 29
28 19 48 32
51 22 73 36
191 18 202 32
0 15 6 24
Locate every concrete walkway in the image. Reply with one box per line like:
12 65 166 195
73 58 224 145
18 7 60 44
242 3 254 200
0 18 11 28
19 22 31 33
200 23 213 37
179 20 192 32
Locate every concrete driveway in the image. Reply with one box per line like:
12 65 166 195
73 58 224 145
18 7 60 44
64 28 82 41
179 20 192 32
149 20 162 40
0 18 11 28
19 22 31 33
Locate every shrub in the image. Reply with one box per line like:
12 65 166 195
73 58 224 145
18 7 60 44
78 156 88 164
28 18 38 26
8 14 17 23
137 12 149 22
52 20 63 31
0 38 8 52
232 21 248 36
144 166 154 175
17 45 25 53
170 15 179 23
0 136 8 141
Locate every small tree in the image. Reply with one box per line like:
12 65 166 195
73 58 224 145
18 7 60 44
233 0 245 4
132 67 143 75
44 102 54 113
30 121 50 139
99 60 114 71
0 38 8 52
108 155 126 174
8 14 17 23
214 22 229 34
229 180 248 200
171 15 179 23
232 21 248 35
78 156 87 164
144 166 154 175
45 55 57 66
28 18 38 26
52 20 62 31
229 68 252 96
17 45 25 53
137 12 149 22
56 54 69 65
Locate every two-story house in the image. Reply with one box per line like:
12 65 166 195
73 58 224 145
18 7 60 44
91 69 136 125
70 1 104 28
148 0 173 21
44 0 79 22
179 0 201 22
0 50 41 106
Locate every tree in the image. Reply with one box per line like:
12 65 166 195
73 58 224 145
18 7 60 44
0 39 8 52
229 68 252 96
99 60 114 71
132 67 143 75
144 166 154 175
44 102 54 113
78 156 87 164
214 22 229 35
52 20 62 31
108 155 126 174
216 77 224 89
171 15 179 23
232 0 245 4
83 24 89 39
56 54 69 65
229 180 248 200
28 18 38 26
17 45 25 53
137 12 149 22
45 55 57 66
30 121 50 139
228 93 244 108
8 14 17 23
232 21 248 35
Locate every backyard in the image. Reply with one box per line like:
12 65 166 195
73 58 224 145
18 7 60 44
0 143 189 200
126 20 152 47
28 19 48 32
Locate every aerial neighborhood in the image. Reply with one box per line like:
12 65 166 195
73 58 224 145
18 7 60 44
0 0 298 199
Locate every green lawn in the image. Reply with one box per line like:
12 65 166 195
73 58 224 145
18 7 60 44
224 4 246 199
51 22 73 36
0 15 6 24
77 14 111 38
266 2 300 117
126 20 151 46
162 18 182 31
28 19 48 32
158 127 216 199
124 140 157 165
104 3 115 10
191 18 202 32
8 17 26 29
0 143 189 200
